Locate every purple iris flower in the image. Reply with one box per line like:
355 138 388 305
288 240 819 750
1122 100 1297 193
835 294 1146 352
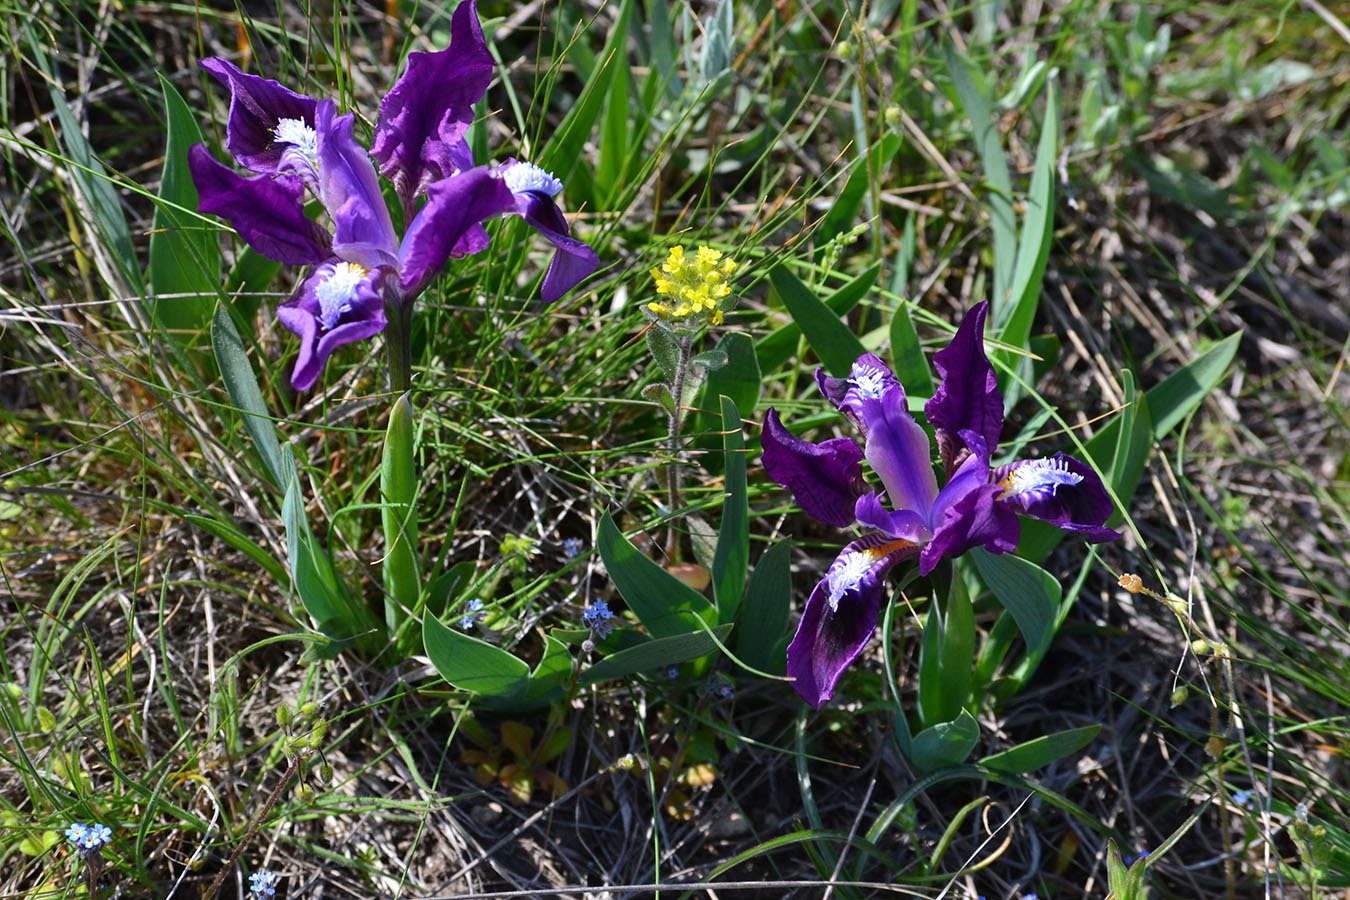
761 301 1119 707
188 1 598 390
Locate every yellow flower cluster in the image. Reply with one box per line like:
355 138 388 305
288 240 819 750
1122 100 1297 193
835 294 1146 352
648 245 736 326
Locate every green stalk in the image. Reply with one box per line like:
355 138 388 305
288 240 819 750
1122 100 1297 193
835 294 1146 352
384 296 413 394
664 332 693 559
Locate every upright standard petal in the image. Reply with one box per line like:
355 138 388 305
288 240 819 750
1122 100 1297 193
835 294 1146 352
371 0 493 211
854 491 932 545
920 481 1019 574
276 260 391 390
993 453 1119 541
397 167 517 296
786 533 918 707
199 58 318 176
815 353 900 435
925 301 1003 477
861 386 940 520
919 431 1018 573
314 101 398 271
760 408 867 529
190 144 331 264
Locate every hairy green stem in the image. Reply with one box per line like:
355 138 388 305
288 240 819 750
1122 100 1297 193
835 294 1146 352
664 333 693 559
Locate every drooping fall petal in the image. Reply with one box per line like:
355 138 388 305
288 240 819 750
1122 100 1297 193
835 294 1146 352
992 453 1119 542
760 407 867 529
189 143 332 264
276 260 392 390
512 188 600 303
786 533 918 707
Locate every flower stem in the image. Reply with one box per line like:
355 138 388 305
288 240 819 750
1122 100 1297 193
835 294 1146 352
201 759 299 900
384 297 413 394
664 333 693 559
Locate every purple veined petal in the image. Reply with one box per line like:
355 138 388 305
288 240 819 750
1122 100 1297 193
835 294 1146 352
314 101 399 271
397 166 517 297
925 301 1004 477
920 480 1019 575
815 353 902 434
993 452 1120 541
760 407 867 529
506 173 599 303
863 385 940 519
453 224 492 258
189 143 332 264
371 0 494 213
928 428 992 529
854 491 932 545
199 57 319 176
786 533 919 707
277 259 392 391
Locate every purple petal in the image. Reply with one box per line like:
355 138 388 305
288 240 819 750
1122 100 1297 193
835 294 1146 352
513 189 599 303
925 301 1003 477
920 481 1019 575
815 353 901 434
276 259 391 390
863 384 939 519
453 224 492 258
189 143 331 264
854 491 931 545
397 167 517 296
314 101 398 270
928 429 992 528
993 452 1119 541
371 0 494 212
760 407 866 529
786 533 919 707
199 58 319 175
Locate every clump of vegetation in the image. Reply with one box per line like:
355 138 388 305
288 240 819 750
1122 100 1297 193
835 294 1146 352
3 1 1347 898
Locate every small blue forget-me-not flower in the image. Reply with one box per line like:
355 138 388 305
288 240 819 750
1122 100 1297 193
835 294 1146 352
249 869 280 897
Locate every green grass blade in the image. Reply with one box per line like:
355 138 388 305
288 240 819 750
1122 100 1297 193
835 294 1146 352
943 35 1014 312
423 611 529 700
996 83 1058 395
582 626 731 684
735 541 791 674
1020 330 1239 561
970 547 1060 662
908 709 979 774
597 512 711 639
757 263 878 374
711 396 748 624
540 0 634 192
25 24 142 293
980 724 1102 774
148 73 218 340
595 28 633 208
211 303 284 486
766 264 865 377
281 446 379 653
183 513 288 586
